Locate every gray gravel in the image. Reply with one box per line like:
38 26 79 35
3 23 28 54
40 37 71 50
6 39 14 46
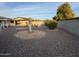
0 26 79 57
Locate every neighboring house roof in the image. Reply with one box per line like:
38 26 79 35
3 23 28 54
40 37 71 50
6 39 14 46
14 17 28 21
0 16 12 20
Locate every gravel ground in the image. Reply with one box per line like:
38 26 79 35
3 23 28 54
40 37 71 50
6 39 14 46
0 26 79 57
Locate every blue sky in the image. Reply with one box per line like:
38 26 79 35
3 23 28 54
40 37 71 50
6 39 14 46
0 2 79 20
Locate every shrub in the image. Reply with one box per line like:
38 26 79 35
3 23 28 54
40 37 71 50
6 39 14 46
45 20 57 29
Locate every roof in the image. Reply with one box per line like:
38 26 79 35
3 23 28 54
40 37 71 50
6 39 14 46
0 16 12 20
14 17 28 21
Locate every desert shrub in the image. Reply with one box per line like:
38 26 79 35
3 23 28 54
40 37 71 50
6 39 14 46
45 20 57 29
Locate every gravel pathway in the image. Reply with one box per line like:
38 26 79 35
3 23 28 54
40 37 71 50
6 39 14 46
0 26 79 57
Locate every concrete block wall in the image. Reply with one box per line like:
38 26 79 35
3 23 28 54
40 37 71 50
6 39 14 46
58 20 79 37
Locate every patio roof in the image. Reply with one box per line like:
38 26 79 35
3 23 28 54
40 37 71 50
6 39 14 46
0 16 12 20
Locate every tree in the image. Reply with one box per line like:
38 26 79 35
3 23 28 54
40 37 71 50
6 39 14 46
53 16 58 21
53 2 75 21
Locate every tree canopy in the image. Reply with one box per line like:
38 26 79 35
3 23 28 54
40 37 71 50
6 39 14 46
53 2 76 21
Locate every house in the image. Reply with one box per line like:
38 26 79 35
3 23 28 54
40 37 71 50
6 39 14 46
0 16 12 29
31 20 44 27
14 17 28 26
0 16 45 27
14 17 44 27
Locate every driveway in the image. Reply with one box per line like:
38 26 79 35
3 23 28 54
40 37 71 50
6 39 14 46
0 26 79 57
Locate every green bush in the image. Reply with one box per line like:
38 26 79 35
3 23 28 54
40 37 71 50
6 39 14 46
45 20 57 29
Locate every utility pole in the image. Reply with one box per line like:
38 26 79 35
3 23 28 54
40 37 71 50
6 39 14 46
28 18 32 32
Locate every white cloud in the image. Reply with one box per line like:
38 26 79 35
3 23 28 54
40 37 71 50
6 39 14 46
12 3 57 12
13 7 36 11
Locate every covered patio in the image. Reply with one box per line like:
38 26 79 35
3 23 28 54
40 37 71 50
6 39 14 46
0 17 13 30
